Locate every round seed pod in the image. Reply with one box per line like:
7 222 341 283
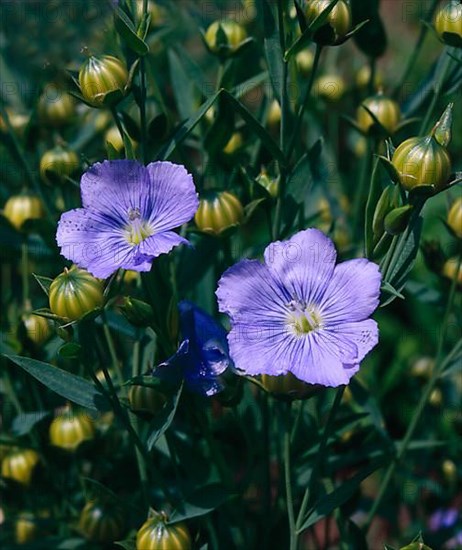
49 266 104 321
49 408 95 452
204 20 247 54
313 74 346 102
38 86 76 127
357 92 401 136
447 197 462 238
267 100 282 128
15 512 38 545
222 132 243 155
78 501 125 544
296 49 315 75
391 136 451 191
104 126 124 152
22 314 51 346
261 373 317 400
39 146 79 185
195 191 244 236
304 0 352 45
79 55 129 107
3 194 44 231
1 449 40 486
355 65 383 90
442 257 462 286
136 511 191 550
0 108 29 135
434 1 462 46
128 385 167 416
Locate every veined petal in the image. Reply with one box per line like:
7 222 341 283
145 162 199 232
326 319 379 363
319 259 382 324
216 259 291 324
264 229 337 304
138 231 190 259
80 160 150 219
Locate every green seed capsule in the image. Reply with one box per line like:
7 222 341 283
204 20 247 55
79 55 129 107
38 86 76 127
434 1 462 47
49 266 104 321
3 194 44 231
128 385 167 416
15 513 38 545
1 449 40 486
384 205 413 235
39 145 79 185
195 191 244 236
49 408 95 452
304 0 352 45
372 185 396 237
22 314 51 346
313 74 346 102
79 501 125 543
357 93 401 136
261 373 318 400
136 511 191 550
392 136 451 191
447 197 462 238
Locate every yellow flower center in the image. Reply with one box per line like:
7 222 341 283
125 208 153 245
287 300 323 336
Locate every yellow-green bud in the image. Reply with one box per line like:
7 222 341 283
357 93 401 136
256 172 279 198
195 191 244 236
261 373 318 400
442 459 457 483
120 296 154 327
434 1 462 47
304 0 352 45
267 100 281 127
355 65 383 90
3 194 44 231
447 197 462 238
136 510 192 550
442 257 462 286
128 385 166 416
384 205 413 235
79 55 129 107
22 314 51 346
372 185 397 237
204 20 247 56
222 132 243 155
40 145 79 185
38 86 76 127
314 74 346 102
49 408 95 452
392 136 451 192
15 513 38 545
296 49 315 75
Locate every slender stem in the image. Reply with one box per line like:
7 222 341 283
261 393 272 549
102 313 124 385
138 0 149 164
284 402 297 550
286 44 323 162
364 254 462 532
352 139 373 242
295 387 345 536
0 104 51 217
393 0 440 98
363 152 381 256
21 242 29 309
419 49 452 136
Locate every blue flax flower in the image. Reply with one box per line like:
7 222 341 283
216 229 382 387
57 160 198 279
153 301 231 396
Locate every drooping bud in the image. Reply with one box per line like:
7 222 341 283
304 0 352 46
204 20 247 57
39 145 79 185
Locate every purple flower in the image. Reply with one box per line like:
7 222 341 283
57 160 198 279
216 229 381 387
153 300 231 396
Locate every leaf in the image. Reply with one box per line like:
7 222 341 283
244 199 266 223
5 355 109 412
169 483 231 523
287 153 313 202
11 411 50 436
57 343 82 359
297 459 386 533
33 274 53 297
156 92 221 160
114 7 149 56
168 50 196 120
114 539 136 550
146 383 183 450
81 477 120 505
376 155 401 184
259 0 284 103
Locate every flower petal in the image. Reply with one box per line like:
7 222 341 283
138 231 190 260
319 259 382 324
57 208 137 278
80 160 150 219
145 162 199 232
216 259 291 324
264 229 337 304
326 319 379 364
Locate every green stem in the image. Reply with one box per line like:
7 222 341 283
364 254 462 532
393 0 440 98
138 0 149 164
363 152 381 257
295 387 345 537
419 49 452 136
352 139 373 242
284 402 297 550
286 44 323 162
21 242 29 310
102 313 124 386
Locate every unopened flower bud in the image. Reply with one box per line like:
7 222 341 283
120 296 154 327
21 314 51 346
40 145 79 185
128 385 166 416
261 372 319 400
79 55 129 107
296 49 315 75
204 20 247 56
355 65 383 90
314 74 346 102
434 0 462 47
3 194 44 231
357 92 401 136
38 86 76 126
223 132 243 155
447 197 462 238
372 185 397 237
267 100 281 128
256 171 279 198
384 205 413 235
442 257 462 286
304 0 352 46
195 191 244 236
442 459 457 483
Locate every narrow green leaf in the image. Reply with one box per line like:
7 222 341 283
32 274 53 297
287 153 312 202
147 383 183 450
297 459 385 533
169 483 231 524
259 0 284 103
57 343 82 359
114 7 149 56
168 50 196 120
5 355 109 412
11 411 50 436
